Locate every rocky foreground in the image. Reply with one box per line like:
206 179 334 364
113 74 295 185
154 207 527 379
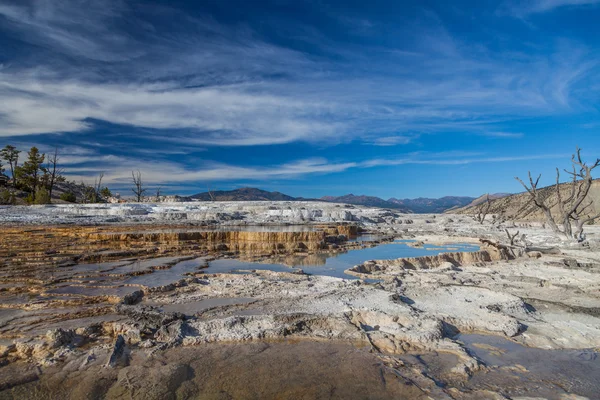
1 202 599 399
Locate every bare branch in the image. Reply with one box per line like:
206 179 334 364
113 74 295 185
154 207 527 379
519 147 598 241
131 170 147 202
476 193 491 224
46 147 64 203
207 185 215 201
505 229 520 246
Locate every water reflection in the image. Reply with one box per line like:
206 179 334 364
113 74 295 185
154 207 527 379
203 240 480 279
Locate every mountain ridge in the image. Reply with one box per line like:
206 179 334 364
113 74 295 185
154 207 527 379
191 187 296 201
191 187 479 213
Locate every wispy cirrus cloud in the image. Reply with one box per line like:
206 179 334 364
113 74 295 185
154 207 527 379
501 0 600 17
358 153 568 168
61 156 358 186
0 0 137 62
366 134 418 146
0 0 598 149
481 132 524 138
54 148 569 190
0 0 599 196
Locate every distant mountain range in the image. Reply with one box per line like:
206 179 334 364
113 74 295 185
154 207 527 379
191 187 481 213
388 196 479 213
320 194 412 212
191 187 295 201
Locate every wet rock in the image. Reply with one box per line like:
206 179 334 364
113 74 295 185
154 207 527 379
147 278 191 293
325 234 347 244
115 304 186 332
122 289 144 305
155 320 189 346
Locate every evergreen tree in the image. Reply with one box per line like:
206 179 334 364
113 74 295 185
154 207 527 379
0 145 20 186
16 147 45 198
100 187 112 199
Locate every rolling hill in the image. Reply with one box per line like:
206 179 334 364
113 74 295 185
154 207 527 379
453 181 600 221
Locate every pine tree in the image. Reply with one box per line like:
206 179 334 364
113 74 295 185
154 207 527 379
16 147 45 198
0 145 20 186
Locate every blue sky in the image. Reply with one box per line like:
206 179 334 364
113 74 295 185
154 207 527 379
0 0 599 198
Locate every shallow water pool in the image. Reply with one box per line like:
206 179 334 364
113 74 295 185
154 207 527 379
203 240 480 279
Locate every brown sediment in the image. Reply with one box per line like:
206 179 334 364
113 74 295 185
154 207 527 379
0 341 432 399
79 230 329 252
321 224 360 237
0 224 362 263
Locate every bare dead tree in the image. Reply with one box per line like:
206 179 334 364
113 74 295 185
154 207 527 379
46 147 65 202
475 194 491 224
516 147 600 241
505 229 520 246
82 173 104 203
93 173 104 203
491 210 508 226
504 229 528 258
207 185 215 201
131 170 146 202
155 186 162 202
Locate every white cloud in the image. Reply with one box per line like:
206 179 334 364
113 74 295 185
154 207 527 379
0 75 346 144
58 150 569 189
0 0 598 150
0 0 137 62
62 156 358 185
503 0 600 17
481 132 524 138
367 135 416 146
359 153 568 168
